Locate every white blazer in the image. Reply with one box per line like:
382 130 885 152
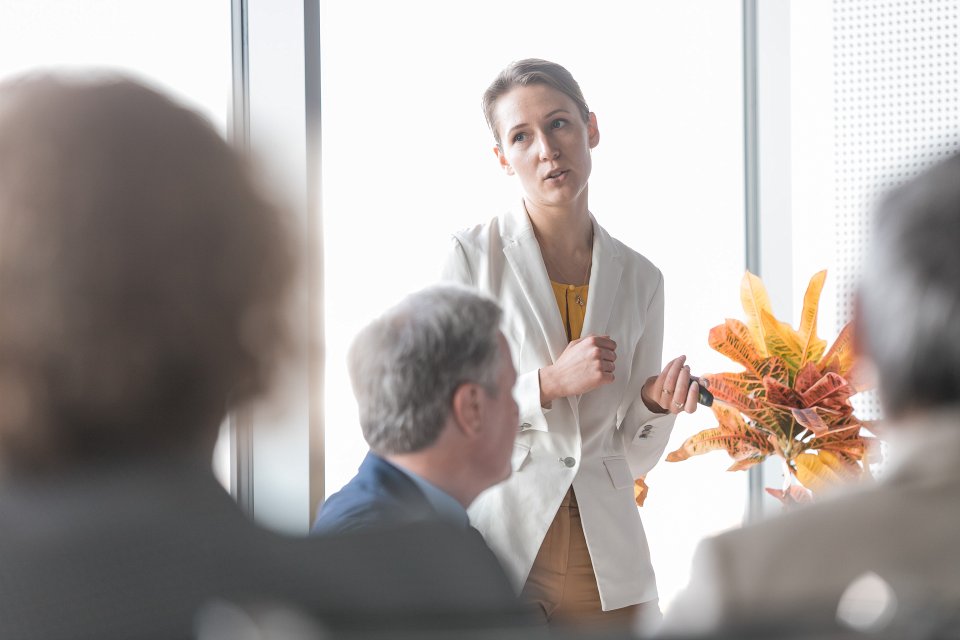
441 205 677 611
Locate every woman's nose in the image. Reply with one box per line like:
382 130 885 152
538 135 560 161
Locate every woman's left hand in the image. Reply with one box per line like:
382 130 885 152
640 355 699 414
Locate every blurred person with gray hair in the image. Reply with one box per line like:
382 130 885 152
661 152 960 637
0 73 526 639
312 285 520 535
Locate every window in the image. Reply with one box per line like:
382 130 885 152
791 0 960 419
319 0 746 611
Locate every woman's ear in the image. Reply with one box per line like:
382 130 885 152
587 112 600 149
494 145 515 176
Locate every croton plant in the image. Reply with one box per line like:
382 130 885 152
662 270 879 505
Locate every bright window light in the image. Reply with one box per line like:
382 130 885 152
0 0 233 487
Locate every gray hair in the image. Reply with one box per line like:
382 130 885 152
860 152 960 417
348 285 504 455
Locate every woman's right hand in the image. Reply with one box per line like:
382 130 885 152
539 335 617 406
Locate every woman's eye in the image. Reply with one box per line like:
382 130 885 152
512 132 527 143
551 119 567 129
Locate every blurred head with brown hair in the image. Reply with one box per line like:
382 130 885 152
0 74 296 472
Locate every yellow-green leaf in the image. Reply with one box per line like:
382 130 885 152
760 308 805 377
745 404 795 442
794 450 861 493
758 356 791 386
740 271 772 357
797 271 828 368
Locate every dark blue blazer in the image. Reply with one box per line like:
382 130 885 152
312 452 441 535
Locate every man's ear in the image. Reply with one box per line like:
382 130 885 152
451 382 483 437
494 145 514 176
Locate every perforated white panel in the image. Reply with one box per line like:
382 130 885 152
833 0 960 419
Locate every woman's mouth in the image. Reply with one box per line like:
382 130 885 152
545 169 569 182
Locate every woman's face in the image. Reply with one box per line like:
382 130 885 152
492 83 599 213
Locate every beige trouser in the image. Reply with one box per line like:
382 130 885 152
521 488 659 632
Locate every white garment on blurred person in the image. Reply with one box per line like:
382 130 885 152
663 410 960 635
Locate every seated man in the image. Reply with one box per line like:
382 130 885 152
313 285 519 534
663 152 960 637
0 74 525 638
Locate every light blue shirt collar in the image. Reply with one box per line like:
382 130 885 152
395 466 470 529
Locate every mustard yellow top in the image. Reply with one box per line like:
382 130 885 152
550 280 589 342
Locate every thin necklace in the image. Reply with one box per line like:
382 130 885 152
538 239 592 306
574 255 591 307
524 202 593 305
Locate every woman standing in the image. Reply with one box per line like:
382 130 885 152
442 59 699 630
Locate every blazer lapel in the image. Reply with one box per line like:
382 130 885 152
581 216 623 340
501 205 569 364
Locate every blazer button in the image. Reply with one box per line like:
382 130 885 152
520 422 532 430
561 456 576 468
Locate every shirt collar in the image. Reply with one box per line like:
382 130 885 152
394 465 470 529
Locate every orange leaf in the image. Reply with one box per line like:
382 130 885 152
807 425 870 461
672 270 879 489
740 271 772 357
794 362 823 395
713 401 753 433
634 477 648 507
703 371 763 397
766 484 813 506
793 406 855 446
819 322 856 377
665 428 724 462
666 404 774 464
798 372 853 407
792 407 833 436
708 319 766 376
727 454 767 472
665 428 761 462
702 373 762 413
765 376 802 408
